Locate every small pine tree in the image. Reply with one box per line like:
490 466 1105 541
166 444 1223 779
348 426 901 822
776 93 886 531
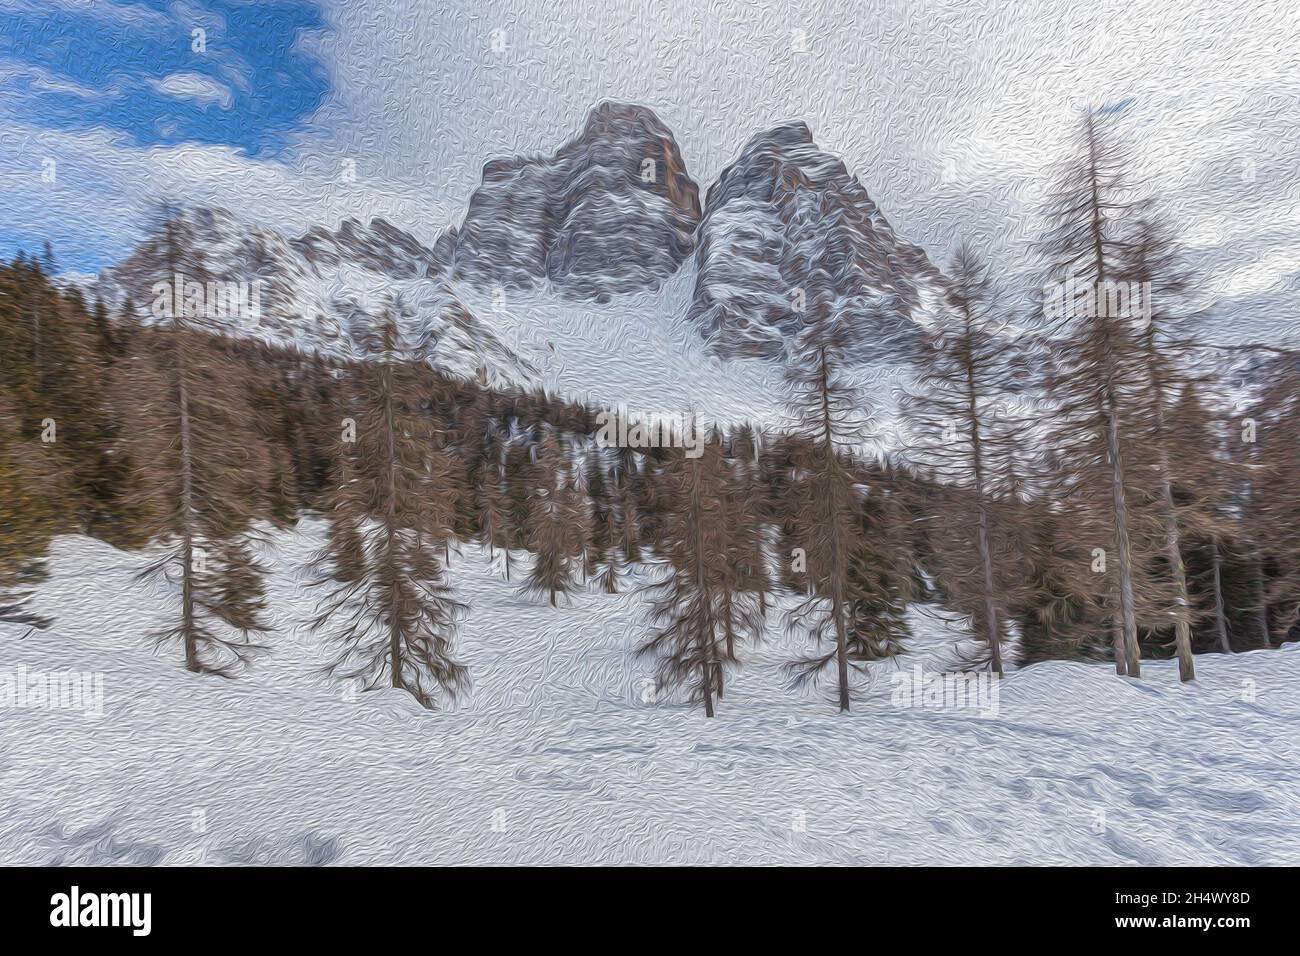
638 440 761 716
522 429 583 606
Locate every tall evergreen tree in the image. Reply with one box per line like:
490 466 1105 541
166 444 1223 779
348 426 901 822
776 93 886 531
903 243 1023 674
1117 213 1214 679
1038 109 1157 678
313 304 469 708
783 268 905 711
116 207 275 675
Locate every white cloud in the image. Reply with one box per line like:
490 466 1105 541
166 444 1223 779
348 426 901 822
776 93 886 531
0 115 455 265
1213 247 1300 299
0 60 121 101
3 0 1300 343
295 0 1299 278
148 72 235 110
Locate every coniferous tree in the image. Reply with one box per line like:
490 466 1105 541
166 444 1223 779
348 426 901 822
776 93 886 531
585 446 623 593
1038 109 1156 678
521 429 583 606
1242 352 1300 645
1118 213 1207 679
0 390 56 629
477 442 516 579
504 435 534 555
845 488 914 663
608 445 644 565
1162 382 1241 653
320 452 367 586
783 270 904 711
638 440 761 716
727 424 772 617
313 304 469 708
903 243 1023 674
116 207 274 675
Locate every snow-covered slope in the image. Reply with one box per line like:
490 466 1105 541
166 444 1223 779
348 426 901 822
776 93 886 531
93 207 534 388
450 101 701 302
448 266 792 426
2 526 1296 865
689 121 947 361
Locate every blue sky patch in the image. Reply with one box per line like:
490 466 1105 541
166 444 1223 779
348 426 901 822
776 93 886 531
0 0 329 157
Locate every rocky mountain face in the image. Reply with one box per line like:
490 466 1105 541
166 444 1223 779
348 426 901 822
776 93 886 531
93 207 531 388
449 105 944 360
89 104 949 394
687 121 945 361
292 216 444 279
448 101 702 302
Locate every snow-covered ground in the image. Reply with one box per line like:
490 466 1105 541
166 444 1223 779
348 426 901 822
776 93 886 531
1 524 1297 865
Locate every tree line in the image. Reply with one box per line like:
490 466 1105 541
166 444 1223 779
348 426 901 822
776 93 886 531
2 111 1298 715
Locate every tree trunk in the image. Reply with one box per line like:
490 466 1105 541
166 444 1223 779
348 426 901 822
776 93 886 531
177 331 198 673
976 507 1003 675
381 357 402 691
831 586 850 713
1211 537 1232 655
963 317 1004 676
29 294 41 382
722 589 736 661
817 347 850 713
1159 490 1195 680
689 465 717 717
1250 547 1271 648
1085 112 1140 678
166 215 200 675
1143 328 1194 680
1106 404 1141 678
1110 590 1128 676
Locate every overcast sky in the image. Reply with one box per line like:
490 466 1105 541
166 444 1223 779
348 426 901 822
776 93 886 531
3 0 1298 341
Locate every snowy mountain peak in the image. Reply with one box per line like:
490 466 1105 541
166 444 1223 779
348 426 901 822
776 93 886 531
94 206 534 388
292 217 442 280
450 100 702 302
689 121 946 361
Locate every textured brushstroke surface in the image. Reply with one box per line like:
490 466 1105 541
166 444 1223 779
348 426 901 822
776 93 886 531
3 0 1300 873
1 526 1297 866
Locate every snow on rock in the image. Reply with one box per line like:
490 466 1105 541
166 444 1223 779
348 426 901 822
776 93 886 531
689 121 948 362
76 105 961 423
93 206 534 389
2 526 1297 865
450 101 701 302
